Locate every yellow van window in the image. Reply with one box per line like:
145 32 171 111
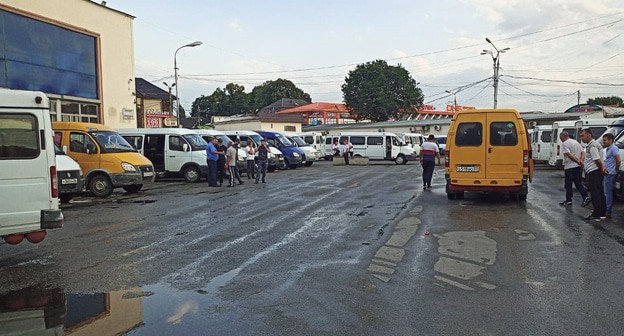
70 132 98 154
455 123 482 146
490 122 518 146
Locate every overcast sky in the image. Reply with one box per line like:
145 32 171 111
106 0 624 113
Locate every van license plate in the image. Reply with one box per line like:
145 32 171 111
61 178 78 185
456 166 479 172
143 172 154 177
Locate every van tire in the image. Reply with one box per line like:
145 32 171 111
183 166 201 183
59 194 73 203
395 155 406 165
89 174 113 197
447 193 456 200
123 184 143 193
304 161 313 167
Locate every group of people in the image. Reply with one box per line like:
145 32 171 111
559 129 621 221
331 139 354 165
205 137 272 187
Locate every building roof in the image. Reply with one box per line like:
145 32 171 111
85 0 135 18
135 78 175 100
258 98 310 114
277 102 351 114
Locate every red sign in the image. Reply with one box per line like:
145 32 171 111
145 117 161 128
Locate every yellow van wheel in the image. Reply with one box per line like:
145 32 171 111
89 174 113 197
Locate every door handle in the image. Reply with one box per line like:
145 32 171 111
168 156 176 158
488 148 492 154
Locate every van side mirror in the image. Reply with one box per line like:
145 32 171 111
62 145 68 154
183 143 190 152
86 143 96 154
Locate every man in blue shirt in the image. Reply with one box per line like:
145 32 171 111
602 133 621 216
206 137 221 187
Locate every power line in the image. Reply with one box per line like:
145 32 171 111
504 75 624 87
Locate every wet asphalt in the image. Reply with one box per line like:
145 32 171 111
0 161 622 335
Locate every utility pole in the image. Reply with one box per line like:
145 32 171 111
481 38 509 109
578 90 581 106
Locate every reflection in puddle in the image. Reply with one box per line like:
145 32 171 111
0 283 249 336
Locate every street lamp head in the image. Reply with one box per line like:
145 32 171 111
485 37 492 43
445 90 451 94
185 41 203 48
501 47 510 52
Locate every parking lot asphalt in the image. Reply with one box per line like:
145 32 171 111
0 161 622 335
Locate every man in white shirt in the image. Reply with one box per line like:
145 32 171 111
559 131 590 207
579 129 607 221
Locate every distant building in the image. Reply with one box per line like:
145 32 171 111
0 0 137 128
135 78 176 128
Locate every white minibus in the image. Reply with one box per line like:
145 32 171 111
549 120 577 168
0 89 63 245
531 125 552 162
117 128 208 182
338 132 415 164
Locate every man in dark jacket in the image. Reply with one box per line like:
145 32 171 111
216 138 227 186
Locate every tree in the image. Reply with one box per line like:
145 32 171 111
342 60 423 122
249 79 312 113
191 83 249 117
587 96 623 107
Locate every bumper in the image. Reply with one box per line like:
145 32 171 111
58 170 84 194
110 167 155 187
199 164 209 176
405 155 414 161
445 175 528 194
287 157 303 166
41 209 63 229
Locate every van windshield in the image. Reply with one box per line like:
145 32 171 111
183 134 208 151
291 136 308 147
90 131 136 153
276 134 294 147
249 134 263 145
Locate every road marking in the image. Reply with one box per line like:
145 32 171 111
374 246 405 263
367 264 395 275
434 275 474 291
515 229 536 241
527 208 562 246
434 256 485 280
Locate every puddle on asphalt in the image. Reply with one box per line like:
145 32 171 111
115 199 157 205
0 283 250 335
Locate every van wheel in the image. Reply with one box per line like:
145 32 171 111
395 155 406 165
123 184 143 193
183 166 201 183
59 194 73 203
304 161 313 167
456 192 464 199
89 174 113 197
268 166 276 173
447 193 456 200
518 194 527 201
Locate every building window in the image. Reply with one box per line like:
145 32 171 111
50 99 99 123
284 125 296 132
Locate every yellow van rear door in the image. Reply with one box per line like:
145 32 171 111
486 114 523 180
452 115 486 179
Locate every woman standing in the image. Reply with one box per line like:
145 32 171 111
246 141 257 179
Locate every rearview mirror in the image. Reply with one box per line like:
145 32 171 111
183 143 189 152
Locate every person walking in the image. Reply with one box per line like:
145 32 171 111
225 142 238 187
331 139 340 160
246 141 257 179
602 133 621 217
420 134 440 190
206 137 221 187
255 138 271 184
232 139 244 185
342 139 353 165
558 131 590 207
579 129 607 221
216 138 227 186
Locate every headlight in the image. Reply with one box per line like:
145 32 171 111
268 153 275 158
293 153 300 157
121 162 137 172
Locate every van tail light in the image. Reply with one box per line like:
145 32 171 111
445 150 450 168
50 166 58 198
523 150 529 168
556 145 560 156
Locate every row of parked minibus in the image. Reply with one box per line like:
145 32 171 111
530 117 624 199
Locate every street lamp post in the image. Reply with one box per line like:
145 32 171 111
163 82 175 116
481 37 509 109
174 41 202 126
445 90 457 111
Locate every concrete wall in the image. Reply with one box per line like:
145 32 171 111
214 120 301 132
1 0 136 129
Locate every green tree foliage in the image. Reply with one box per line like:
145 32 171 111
191 83 249 117
249 79 312 113
342 60 423 122
587 96 623 107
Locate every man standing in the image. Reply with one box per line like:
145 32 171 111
342 139 353 165
232 139 244 185
559 131 590 207
580 129 607 221
602 133 621 217
206 137 220 187
255 139 271 184
216 138 227 186
420 134 441 190
226 142 238 187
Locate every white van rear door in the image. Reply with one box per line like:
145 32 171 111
0 111 53 232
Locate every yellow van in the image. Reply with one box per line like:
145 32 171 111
52 122 155 197
445 109 533 200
